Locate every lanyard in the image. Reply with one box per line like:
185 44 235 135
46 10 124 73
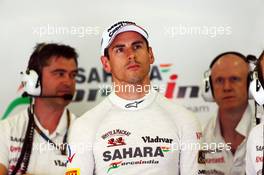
30 107 70 155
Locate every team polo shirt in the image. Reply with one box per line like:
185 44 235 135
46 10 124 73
67 89 202 175
246 123 264 174
0 108 76 175
201 106 254 175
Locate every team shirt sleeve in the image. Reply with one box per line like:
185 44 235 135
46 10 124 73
0 121 9 169
66 118 95 175
179 114 203 175
246 125 260 175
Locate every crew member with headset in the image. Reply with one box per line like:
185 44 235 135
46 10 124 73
246 50 264 175
201 51 256 175
0 43 78 175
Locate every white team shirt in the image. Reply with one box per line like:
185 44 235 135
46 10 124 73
67 89 202 175
246 122 264 175
202 105 255 175
0 108 76 175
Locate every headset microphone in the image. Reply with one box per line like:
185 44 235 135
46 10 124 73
22 92 73 101
60 94 73 100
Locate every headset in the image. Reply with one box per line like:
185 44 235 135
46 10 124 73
249 51 264 105
21 69 41 96
21 68 72 99
20 43 46 97
201 51 254 102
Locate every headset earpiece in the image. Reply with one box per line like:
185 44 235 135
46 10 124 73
21 69 41 96
247 71 254 99
201 70 215 102
249 70 264 105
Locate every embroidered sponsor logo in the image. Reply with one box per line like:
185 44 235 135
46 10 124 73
257 169 264 175
9 157 18 162
10 136 24 143
205 156 225 164
66 145 76 164
107 137 126 147
8 164 26 174
107 161 122 173
256 145 264 151
198 150 206 164
103 146 169 162
102 129 131 148
142 136 173 143
65 168 80 175
256 156 264 163
160 146 171 153
8 164 16 173
101 129 131 140
107 21 136 38
54 160 67 167
198 169 224 175
107 159 159 173
10 146 22 153
125 100 144 108
199 148 224 154
198 149 225 164
54 145 75 167
196 132 202 140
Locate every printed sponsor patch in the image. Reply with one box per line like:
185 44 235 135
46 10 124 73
65 168 80 175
